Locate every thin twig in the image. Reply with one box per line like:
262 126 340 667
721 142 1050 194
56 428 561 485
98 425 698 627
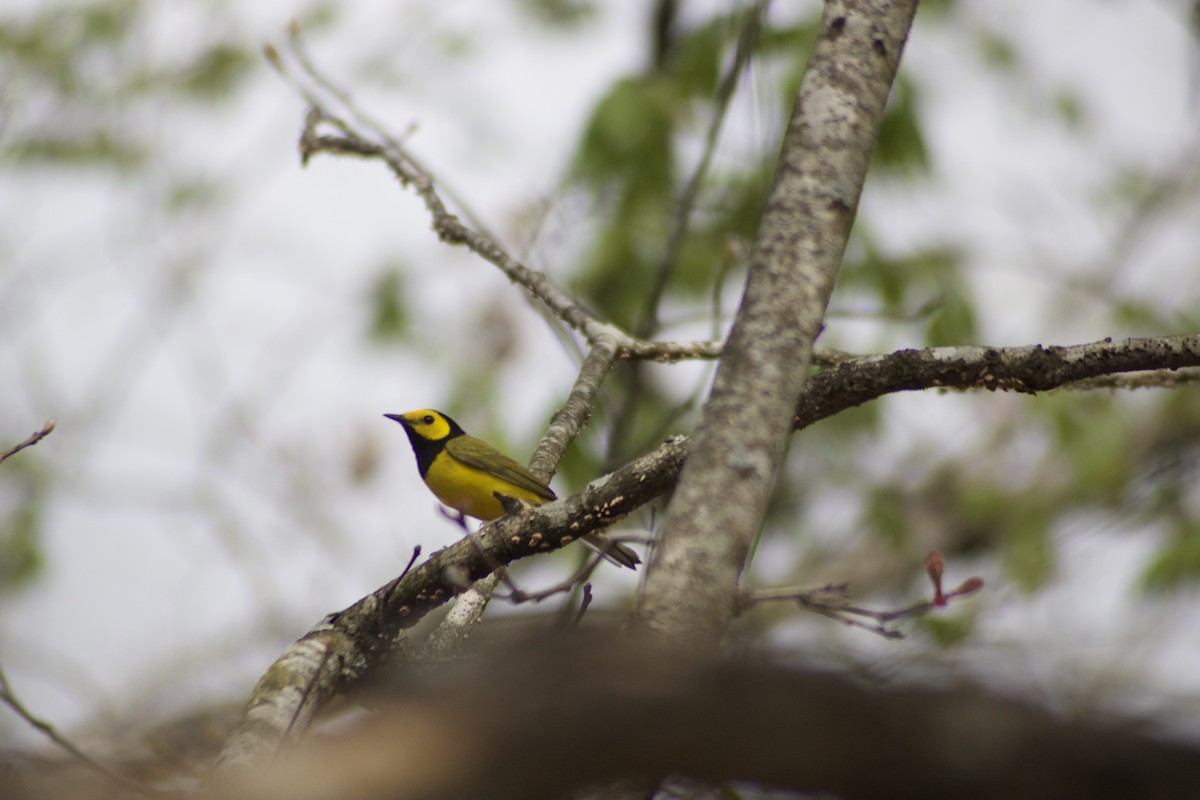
569 583 594 631
0 665 142 789
636 0 768 339
269 38 737 364
502 556 606 605
0 418 55 466
283 23 499 240
612 4 767 463
741 569 984 640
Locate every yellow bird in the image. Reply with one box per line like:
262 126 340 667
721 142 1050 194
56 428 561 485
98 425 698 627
386 409 639 569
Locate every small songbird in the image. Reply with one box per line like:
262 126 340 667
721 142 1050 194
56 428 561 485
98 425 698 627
385 409 639 569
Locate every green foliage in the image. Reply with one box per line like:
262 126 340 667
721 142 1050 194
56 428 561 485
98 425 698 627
999 503 1054 592
0 464 46 593
924 281 977 347
519 0 596 27
0 0 255 171
367 266 411 341
757 19 820 109
1044 394 1134 505
566 9 826 331
873 77 930 174
1141 519 1200 592
837 243 972 343
666 21 721 99
976 29 1018 71
2 130 148 168
178 43 253 99
165 177 225 212
1052 89 1087 130
919 611 975 647
294 1 342 32
943 478 1054 591
571 75 678 200
0 501 43 591
865 485 911 548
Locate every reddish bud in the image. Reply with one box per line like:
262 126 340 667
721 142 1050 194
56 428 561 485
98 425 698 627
925 551 946 605
953 577 985 596
925 551 944 580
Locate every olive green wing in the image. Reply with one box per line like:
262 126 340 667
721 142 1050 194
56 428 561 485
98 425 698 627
445 435 557 501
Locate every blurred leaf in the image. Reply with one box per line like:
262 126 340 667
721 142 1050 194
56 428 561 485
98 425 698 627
1001 504 1053 592
924 285 976 346
1052 89 1086 130
165 176 223 212
3 132 147 168
295 1 342 32
1045 394 1132 505
873 77 929 174
667 21 721 98
976 29 1017 71
519 0 596 27
919 611 975 647
79 0 137 42
865 485 911 547
574 220 662 327
1140 519 1200 592
0 465 46 593
179 43 253 99
0 504 43 591
757 19 820 105
571 75 677 197
810 396 883 440
918 0 959 17
1112 298 1160 329
367 266 410 341
838 245 963 323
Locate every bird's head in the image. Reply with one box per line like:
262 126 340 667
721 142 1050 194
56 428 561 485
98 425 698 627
384 409 463 444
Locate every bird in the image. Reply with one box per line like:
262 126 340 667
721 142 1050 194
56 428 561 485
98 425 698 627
385 409 639 569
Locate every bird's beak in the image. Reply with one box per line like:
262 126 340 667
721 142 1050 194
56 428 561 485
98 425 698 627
384 413 407 427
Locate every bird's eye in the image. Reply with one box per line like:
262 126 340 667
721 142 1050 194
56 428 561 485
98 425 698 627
422 415 435 425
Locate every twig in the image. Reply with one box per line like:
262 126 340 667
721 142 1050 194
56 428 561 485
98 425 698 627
636 0 768 339
793 335 1200 430
741 556 985 640
498 554 606 605
0 418 55 465
0 665 141 790
281 23 499 241
569 583 594 631
269 37 731 363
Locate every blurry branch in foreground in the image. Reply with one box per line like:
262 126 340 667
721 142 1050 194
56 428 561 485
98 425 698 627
211 632 1200 800
216 333 1200 771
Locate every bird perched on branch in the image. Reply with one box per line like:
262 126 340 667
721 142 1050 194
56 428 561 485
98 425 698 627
385 409 639 569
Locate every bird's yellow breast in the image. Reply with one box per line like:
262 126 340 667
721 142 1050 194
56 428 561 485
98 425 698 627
424 450 551 520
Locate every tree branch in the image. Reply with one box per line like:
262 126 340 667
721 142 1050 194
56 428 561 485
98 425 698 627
214 437 686 772
793 335 1200 429
215 332 1200 770
634 0 919 646
216 634 1200 800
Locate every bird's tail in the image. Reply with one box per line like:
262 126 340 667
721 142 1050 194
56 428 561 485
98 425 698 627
581 533 640 570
